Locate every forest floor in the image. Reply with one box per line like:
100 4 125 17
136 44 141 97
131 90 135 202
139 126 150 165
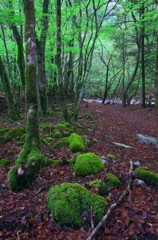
0 101 158 240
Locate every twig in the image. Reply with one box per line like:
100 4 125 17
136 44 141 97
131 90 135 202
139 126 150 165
86 160 133 240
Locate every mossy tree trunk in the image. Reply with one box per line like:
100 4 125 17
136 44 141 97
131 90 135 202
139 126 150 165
155 40 158 116
7 0 46 191
0 56 18 120
36 0 50 116
24 0 40 150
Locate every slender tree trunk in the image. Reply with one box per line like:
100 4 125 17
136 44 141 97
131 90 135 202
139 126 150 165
11 25 25 88
56 0 68 120
24 0 40 149
0 56 18 120
37 0 50 115
141 1 146 108
155 40 158 115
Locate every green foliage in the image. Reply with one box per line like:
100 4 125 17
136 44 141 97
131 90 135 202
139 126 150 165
68 133 86 153
0 159 10 167
0 128 8 134
106 173 120 188
1 127 25 143
74 153 104 177
47 183 107 229
135 166 158 186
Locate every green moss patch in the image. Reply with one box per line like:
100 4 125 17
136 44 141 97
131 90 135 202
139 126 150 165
53 130 62 138
0 128 8 134
47 182 107 229
54 138 68 149
74 152 104 176
2 127 25 143
40 124 55 132
107 154 116 160
106 173 120 188
8 147 46 191
0 159 10 167
135 166 158 186
68 133 86 153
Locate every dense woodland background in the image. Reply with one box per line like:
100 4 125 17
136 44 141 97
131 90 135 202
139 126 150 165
0 0 158 240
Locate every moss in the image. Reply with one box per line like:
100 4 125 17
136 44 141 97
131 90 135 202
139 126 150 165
74 153 104 177
63 131 70 137
0 159 10 167
84 113 95 123
2 127 25 143
93 138 99 143
40 123 55 132
106 173 120 188
107 154 116 160
83 135 90 146
47 159 61 166
45 137 53 143
135 166 158 186
8 148 46 191
7 150 13 155
16 141 24 146
67 157 76 166
47 183 107 229
0 128 8 134
56 122 71 129
54 138 68 149
53 130 62 138
68 133 86 153
89 179 108 195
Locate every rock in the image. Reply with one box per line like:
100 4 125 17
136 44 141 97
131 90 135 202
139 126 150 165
101 156 108 164
134 179 146 187
133 161 141 168
136 134 158 145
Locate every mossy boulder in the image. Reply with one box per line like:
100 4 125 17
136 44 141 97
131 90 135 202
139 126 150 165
0 159 10 167
47 183 107 229
68 133 86 153
2 127 25 143
135 166 158 186
106 173 120 188
74 153 104 176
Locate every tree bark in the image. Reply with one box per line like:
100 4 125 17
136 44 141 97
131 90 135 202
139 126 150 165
155 40 158 115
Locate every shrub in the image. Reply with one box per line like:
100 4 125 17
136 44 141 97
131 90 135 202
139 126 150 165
47 183 107 229
74 152 104 176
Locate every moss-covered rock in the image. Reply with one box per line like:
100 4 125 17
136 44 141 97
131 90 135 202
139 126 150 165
2 127 25 143
106 173 120 188
53 130 62 138
47 183 107 229
135 166 158 186
56 122 71 129
0 159 10 167
74 153 104 176
68 133 86 153
89 179 108 195
40 123 55 132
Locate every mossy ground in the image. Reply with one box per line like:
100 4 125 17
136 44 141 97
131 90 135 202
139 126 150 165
74 152 104 176
47 182 107 229
1 127 25 143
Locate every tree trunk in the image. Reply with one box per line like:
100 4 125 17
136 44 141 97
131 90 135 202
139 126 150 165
37 0 50 115
0 56 18 120
56 0 68 120
155 41 158 115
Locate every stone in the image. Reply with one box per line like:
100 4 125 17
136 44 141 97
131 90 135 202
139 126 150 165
136 134 158 145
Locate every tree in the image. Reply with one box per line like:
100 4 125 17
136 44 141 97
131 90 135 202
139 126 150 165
8 0 46 191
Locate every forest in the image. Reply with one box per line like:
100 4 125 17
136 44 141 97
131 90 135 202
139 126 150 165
0 0 158 239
